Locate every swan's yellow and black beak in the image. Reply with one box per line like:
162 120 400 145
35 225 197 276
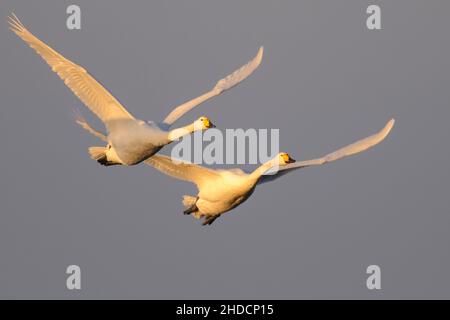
282 153 296 164
202 117 216 128
208 121 216 128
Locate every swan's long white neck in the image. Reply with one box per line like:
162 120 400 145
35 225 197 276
249 158 279 182
167 123 195 142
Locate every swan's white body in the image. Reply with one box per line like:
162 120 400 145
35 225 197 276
146 119 395 225
191 169 258 217
9 14 263 166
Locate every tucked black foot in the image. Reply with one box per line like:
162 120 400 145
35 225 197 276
202 215 219 226
183 197 199 215
183 207 197 215
96 157 120 166
97 157 110 166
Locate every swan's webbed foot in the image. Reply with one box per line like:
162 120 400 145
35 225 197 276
183 207 196 215
97 157 121 166
202 215 220 226
183 197 199 215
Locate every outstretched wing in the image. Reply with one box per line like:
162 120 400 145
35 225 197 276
9 14 135 125
145 154 221 189
259 119 395 184
162 47 263 126
73 110 108 142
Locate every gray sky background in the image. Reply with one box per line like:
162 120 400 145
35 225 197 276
0 0 449 299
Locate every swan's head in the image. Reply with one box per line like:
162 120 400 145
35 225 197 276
194 116 216 131
276 152 296 166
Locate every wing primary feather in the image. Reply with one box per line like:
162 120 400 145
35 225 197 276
9 14 135 125
162 46 263 126
73 109 108 142
259 119 395 184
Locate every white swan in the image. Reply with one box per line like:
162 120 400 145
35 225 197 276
77 117 394 225
8 14 263 166
147 119 394 225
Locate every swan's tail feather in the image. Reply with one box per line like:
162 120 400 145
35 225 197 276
182 195 197 208
182 195 200 216
88 146 118 166
193 212 203 220
181 195 217 224
89 146 107 161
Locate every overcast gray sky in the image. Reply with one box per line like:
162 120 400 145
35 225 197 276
1 0 450 299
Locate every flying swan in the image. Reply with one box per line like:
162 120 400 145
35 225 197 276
77 117 395 225
8 14 263 166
